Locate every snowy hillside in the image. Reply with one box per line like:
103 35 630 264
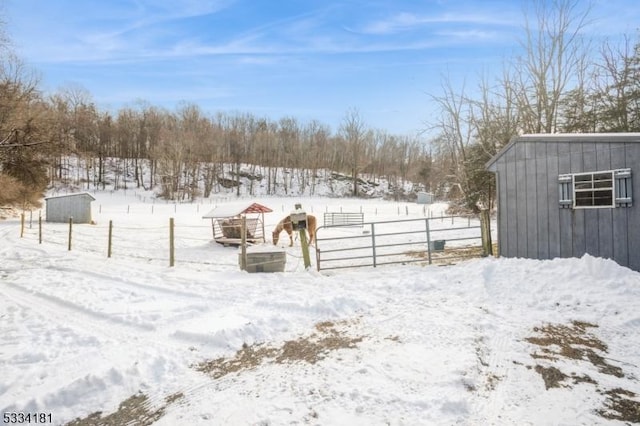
48 156 422 201
1 193 639 425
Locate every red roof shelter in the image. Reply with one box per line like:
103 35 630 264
202 202 273 246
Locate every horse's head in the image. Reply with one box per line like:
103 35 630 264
272 230 279 245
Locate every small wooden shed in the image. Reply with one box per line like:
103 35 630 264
486 133 639 272
202 202 273 246
45 192 95 223
416 192 434 204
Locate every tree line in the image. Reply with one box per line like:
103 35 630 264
1 59 432 206
1 0 640 211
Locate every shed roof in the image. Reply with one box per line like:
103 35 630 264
45 192 96 201
486 133 640 171
202 202 273 219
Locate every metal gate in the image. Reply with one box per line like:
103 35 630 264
314 215 488 271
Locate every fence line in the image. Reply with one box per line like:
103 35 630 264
17 218 305 271
17 202 478 272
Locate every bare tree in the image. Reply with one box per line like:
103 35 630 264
513 0 592 133
339 108 371 196
429 76 474 203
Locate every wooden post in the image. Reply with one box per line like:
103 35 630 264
293 203 311 269
38 213 42 244
20 213 25 238
299 228 311 269
169 217 175 267
108 220 113 258
240 216 247 271
29 211 33 229
480 209 493 256
68 217 73 251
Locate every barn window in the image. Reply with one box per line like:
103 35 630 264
574 171 615 208
558 168 632 209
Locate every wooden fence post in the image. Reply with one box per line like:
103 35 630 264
38 213 42 244
20 213 25 238
68 217 73 251
240 216 247 271
108 220 113 258
169 217 175 267
299 228 311 269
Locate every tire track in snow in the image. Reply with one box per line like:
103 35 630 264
0 277 211 351
0 281 201 420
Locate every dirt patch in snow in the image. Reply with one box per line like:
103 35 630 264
196 320 364 379
65 320 365 426
66 392 184 426
526 320 639 423
597 388 640 423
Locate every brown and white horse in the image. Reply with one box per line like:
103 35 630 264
272 214 317 246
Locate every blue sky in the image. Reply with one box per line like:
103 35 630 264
3 0 639 136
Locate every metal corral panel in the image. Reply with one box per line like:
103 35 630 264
486 133 640 272
45 192 95 223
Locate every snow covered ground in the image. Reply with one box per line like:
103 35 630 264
1 191 639 425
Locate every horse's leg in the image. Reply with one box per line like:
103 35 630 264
288 230 294 246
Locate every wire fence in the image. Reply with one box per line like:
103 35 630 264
16 213 310 272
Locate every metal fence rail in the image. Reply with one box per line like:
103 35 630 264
314 216 487 271
323 212 364 227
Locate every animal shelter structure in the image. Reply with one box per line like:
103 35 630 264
45 192 95 223
416 192 434 204
486 133 639 272
202 202 272 246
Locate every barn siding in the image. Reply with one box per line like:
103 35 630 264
525 141 539 257
488 134 640 272
546 142 560 258
505 147 518 256
535 142 549 259
627 143 640 271
557 144 573 258
515 142 528 257
610 143 630 267
569 143 586 257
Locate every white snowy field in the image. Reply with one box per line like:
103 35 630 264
1 192 640 425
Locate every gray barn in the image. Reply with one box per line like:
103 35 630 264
486 133 639 272
45 192 96 223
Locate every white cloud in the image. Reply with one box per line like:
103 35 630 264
359 11 518 35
